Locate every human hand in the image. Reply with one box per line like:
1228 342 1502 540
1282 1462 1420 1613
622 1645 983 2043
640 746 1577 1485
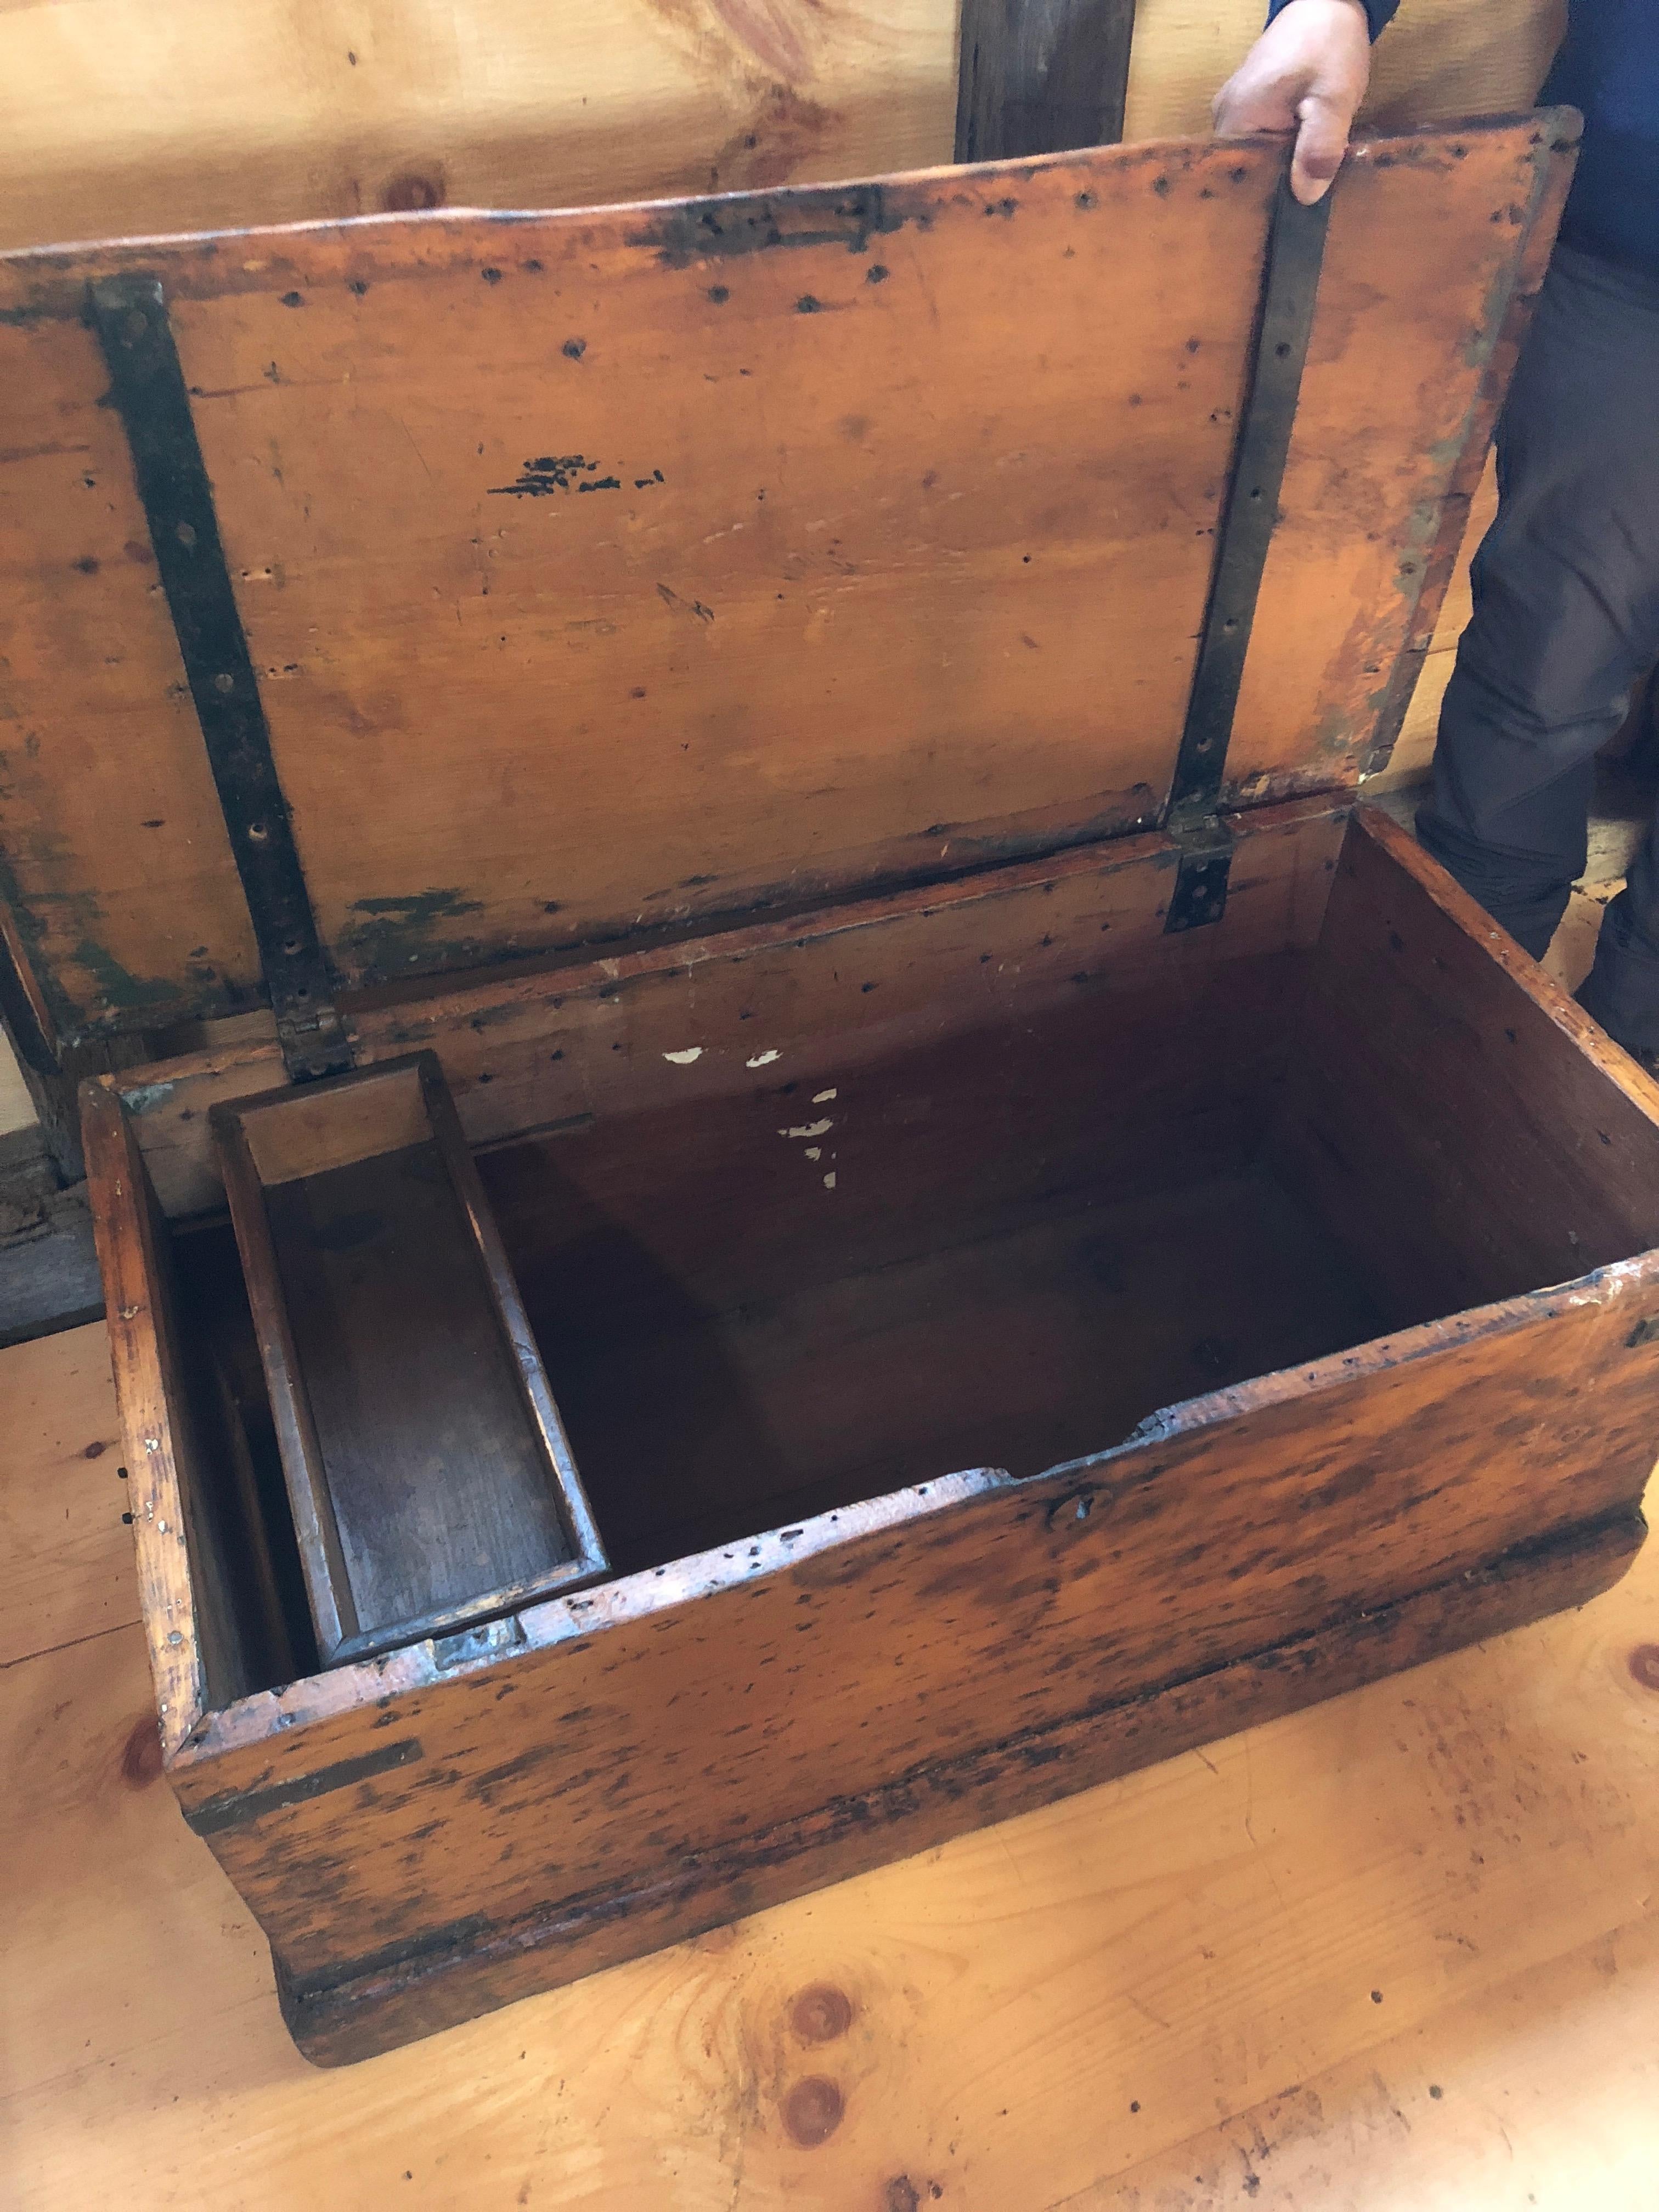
1212 0 1373 206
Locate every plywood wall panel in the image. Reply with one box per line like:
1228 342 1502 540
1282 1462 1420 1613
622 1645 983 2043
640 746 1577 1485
0 1 1566 258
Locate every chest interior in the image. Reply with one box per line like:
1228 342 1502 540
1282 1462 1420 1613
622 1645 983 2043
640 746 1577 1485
121 791 1659 1705
188 869 1353 1616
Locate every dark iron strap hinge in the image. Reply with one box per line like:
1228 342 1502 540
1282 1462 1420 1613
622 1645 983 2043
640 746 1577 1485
91 274 353 1084
1163 173 1332 932
1164 818 1235 935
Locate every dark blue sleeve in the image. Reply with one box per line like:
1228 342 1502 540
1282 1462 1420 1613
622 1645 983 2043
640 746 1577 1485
1266 0 1400 37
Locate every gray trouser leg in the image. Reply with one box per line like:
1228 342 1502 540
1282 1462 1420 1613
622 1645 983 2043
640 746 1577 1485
1416 246 1659 1047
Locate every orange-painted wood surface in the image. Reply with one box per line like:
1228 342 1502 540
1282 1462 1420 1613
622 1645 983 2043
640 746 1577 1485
0 120 1570 1047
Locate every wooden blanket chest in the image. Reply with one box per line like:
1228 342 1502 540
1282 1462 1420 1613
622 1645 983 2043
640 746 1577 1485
5 112 1658 2067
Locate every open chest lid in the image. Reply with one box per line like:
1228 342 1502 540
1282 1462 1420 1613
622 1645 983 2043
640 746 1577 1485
0 115 1575 1063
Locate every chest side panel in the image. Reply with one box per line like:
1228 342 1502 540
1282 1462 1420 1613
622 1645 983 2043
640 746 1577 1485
173 1266 1659 1984
1273 807 1659 1324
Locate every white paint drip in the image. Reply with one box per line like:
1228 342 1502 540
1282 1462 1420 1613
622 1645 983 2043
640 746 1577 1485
781 1119 833 1140
805 1147 821 1162
663 1047 703 1065
823 1172 837 1189
746 1049 781 1068
812 1087 837 1104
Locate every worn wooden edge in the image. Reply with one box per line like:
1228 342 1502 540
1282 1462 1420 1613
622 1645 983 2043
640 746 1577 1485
212 1103 354 1660
0 131 1269 312
1351 803 1659 1128
1060 1262 1659 1465
415 1053 611 1593
104 795 1348 1218
1358 108 1581 777
165 1460 1019 1773
79 1084 208 1756
0 116 1548 313
325 1555 609 1667
273 1504 1644 2066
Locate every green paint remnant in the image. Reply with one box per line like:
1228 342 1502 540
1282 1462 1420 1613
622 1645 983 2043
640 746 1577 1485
121 1081 178 1116
70 938 182 1013
1313 707 1359 758
1 737 230 1041
1385 488 1448 608
1463 252 1518 373
0 842 83 1040
1462 138 1558 372
341 888 487 985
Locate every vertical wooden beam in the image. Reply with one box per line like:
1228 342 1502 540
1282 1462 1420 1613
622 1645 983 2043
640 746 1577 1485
955 0 1138 163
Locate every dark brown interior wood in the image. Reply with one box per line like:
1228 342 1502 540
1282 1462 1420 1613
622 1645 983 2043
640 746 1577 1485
166 1219 318 1688
518 1163 1386 1574
262 1143 575 1634
472 952 1380 1570
1269 808 1659 1327
211 1053 606 1664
